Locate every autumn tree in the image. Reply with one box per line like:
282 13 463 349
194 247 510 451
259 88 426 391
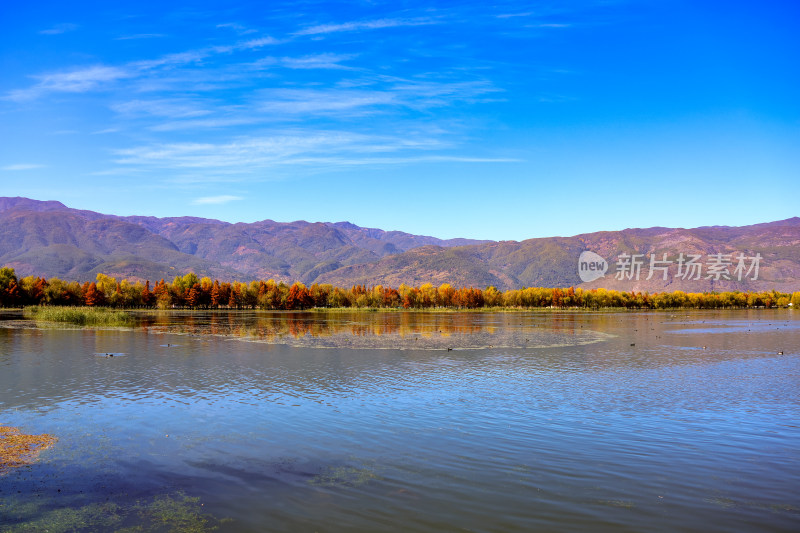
286 282 312 310
185 284 200 307
43 278 81 306
436 283 455 307
95 274 118 304
0 267 20 307
153 279 172 309
327 287 350 308
211 280 222 307
419 283 436 307
484 286 502 307
141 281 154 307
791 292 800 309
83 282 104 306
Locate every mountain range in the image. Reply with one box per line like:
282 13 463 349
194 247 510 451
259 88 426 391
1 197 798 292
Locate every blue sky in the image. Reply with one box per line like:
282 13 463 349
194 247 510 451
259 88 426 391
1 0 798 240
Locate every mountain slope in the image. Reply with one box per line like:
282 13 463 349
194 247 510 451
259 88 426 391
0 197 488 283
1 197 798 291
315 218 800 292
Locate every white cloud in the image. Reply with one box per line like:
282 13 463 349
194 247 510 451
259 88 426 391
496 12 533 19
39 23 78 35
192 195 243 205
5 65 132 101
2 163 46 171
255 88 397 115
279 53 356 70
295 17 436 36
217 23 257 35
4 34 281 101
112 98 213 119
249 80 499 117
113 131 441 169
130 50 210 71
115 34 165 40
528 23 571 28
150 116 263 132
239 37 281 49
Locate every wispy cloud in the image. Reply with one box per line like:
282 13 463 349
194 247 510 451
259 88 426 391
217 23 257 35
254 88 396 116
5 35 282 101
39 23 77 35
113 130 452 173
115 33 165 40
2 163 46 171
130 50 210 71
9 8 515 182
256 79 498 114
279 53 356 70
109 127 518 182
112 98 213 119
6 65 132 101
239 36 281 49
495 12 533 19
295 17 436 36
527 23 571 28
140 77 499 131
192 195 243 205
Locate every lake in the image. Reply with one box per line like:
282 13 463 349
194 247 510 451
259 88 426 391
1 309 798 532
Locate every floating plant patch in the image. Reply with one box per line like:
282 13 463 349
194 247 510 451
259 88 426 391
0 426 57 475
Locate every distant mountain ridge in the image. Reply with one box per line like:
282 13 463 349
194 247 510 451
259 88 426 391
1 197 798 292
0 197 490 284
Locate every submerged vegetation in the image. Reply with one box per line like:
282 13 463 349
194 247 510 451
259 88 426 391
23 306 134 326
0 426 57 475
1 266 799 311
0 492 229 532
310 461 381 488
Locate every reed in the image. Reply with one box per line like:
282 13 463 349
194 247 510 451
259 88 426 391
23 306 135 326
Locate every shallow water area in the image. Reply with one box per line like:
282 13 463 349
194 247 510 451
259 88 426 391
0 309 798 532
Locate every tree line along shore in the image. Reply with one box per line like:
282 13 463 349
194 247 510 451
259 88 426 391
1 267 799 310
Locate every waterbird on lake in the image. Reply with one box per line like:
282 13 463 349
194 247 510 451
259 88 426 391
778 351 784 355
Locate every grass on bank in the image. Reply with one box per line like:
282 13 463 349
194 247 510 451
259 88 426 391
23 306 135 326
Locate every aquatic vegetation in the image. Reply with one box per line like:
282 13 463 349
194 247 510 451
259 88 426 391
2 502 125 532
23 306 134 326
0 426 57 475
309 460 381 488
0 492 229 532
595 499 635 509
134 493 228 533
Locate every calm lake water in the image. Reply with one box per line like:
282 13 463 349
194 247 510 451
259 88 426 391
1 310 798 532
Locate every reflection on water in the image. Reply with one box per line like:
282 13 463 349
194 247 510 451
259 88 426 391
0 310 799 532
136 310 614 350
